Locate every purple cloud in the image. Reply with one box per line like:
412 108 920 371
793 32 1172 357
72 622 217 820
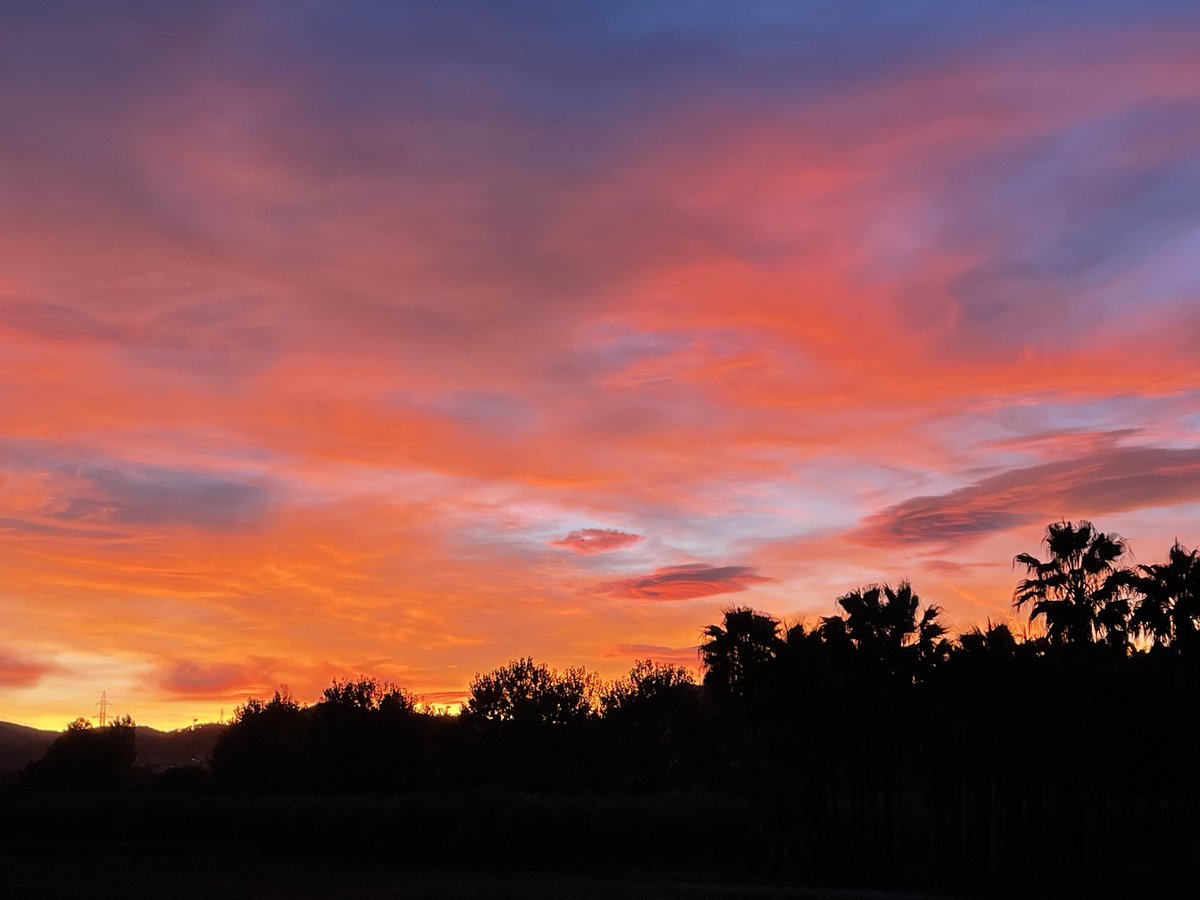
856 446 1200 548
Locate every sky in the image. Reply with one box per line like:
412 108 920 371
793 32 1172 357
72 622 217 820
2 1 1200 729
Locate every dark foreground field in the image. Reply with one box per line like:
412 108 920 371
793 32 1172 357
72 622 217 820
5 849 959 900
1 790 1188 899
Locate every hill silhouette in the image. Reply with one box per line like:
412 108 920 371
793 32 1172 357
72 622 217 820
0 721 224 774
0 722 58 773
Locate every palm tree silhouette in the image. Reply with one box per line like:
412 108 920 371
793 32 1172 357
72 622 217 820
829 581 948 677
957 621 1018 658
1013 520 1132 647
699 606 782 701
1130 541 1200 650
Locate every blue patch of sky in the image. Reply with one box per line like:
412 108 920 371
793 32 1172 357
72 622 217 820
1090 221 1200 313
898 109 1200 345
625 0 1199 33
601 470 881 562
982 115 1200 284
62 0 1182 185
10 2 1200 107
10 2 1200 209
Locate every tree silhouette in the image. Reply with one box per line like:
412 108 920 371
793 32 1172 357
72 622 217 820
461 658 601 790
320 675 416 713
956 621 1018 659
823 581 948 679
1131 541 1200 650
26 714 136 789
1013 520 1132 647
309 676 422 793
699 606 782 705
600 660 706 790
601 659 696 715
210 687 306 793
465 658 599 725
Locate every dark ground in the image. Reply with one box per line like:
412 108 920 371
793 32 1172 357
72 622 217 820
4 849 964 900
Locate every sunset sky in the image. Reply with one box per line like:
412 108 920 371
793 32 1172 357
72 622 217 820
3 2 1200 729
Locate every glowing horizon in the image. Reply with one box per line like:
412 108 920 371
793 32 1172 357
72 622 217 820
3 2 1200 730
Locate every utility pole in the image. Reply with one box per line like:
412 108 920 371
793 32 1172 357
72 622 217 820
95 691 109 727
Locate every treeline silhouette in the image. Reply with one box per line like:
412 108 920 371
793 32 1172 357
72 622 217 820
9 521 1200 895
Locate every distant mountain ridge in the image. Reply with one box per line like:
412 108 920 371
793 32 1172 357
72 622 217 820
0 722 57 773
0 720 225 773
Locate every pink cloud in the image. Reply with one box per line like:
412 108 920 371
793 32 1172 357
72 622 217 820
598 564 772 601
157 659 276 698
550 528 641 554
